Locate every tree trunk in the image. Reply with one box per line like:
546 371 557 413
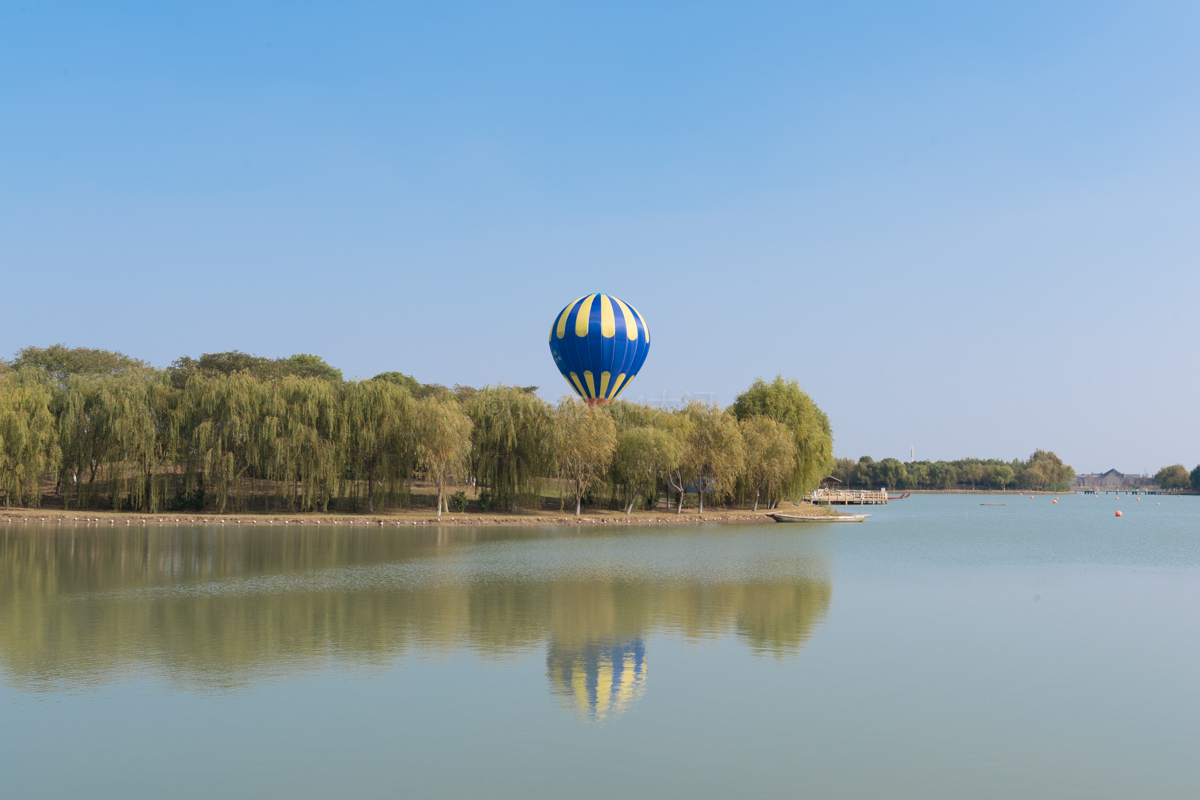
626 481 648 515
753 489 759 512
697 472 705 514
575 493 581 517
436 483 443 516
367 468 374 513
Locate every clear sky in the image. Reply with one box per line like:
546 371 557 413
3 1 1198 473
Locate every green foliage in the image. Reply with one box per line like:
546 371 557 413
450 490 468 512
1155 464 1191 490
739 416 796 510
415 395 474 516
606 400 665 433
731 376 833 497
681 401 745 514
184 372 270 514
612 425 682 514
0 373 60 508
1191 465 1200 492
340 379 416 512
466 386 555 511
874 458 907 490
554 398 617 516
269 376 341 512
169 351 342 389
0 343 875 517
12 345 149 384
840 452 1073 491
1020 450 1075 491
371 371 420 393
282 354 343 383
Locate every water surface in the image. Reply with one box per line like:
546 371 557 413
3 494 1198 798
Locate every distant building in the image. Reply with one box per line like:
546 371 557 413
1071 469 1150 489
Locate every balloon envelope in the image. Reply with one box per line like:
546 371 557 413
548 294 650 403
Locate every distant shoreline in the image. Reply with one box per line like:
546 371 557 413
0 505 830 528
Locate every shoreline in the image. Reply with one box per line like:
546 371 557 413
4 490 1174 528
0 505 829 528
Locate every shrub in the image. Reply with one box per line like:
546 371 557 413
477 489 493 512
451 491 468 513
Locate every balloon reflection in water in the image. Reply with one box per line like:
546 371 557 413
546 638 647 722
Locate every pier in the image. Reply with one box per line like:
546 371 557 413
811 488 889 505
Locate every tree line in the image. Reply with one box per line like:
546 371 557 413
830 451 1077 492
0 346 834 515
1153 464 1200 492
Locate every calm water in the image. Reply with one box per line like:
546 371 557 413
3 494 1199 799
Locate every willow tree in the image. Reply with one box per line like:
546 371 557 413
55 374 104 507
739 416 797 511
467 386 555 512
730 376 833 499
86 370 180 511
660 409 695 514
184 372 269 513
340 379 416 512
55 373 142 508
554 399 617 517
415 396 473 516
612 425 681 515
681 401 745 514
606 400 666 434
268 377 340 512
0 374 59 508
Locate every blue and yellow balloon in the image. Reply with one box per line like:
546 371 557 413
548 294 650 404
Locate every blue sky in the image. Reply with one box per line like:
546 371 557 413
3 1 1198 473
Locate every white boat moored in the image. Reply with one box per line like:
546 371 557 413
768 512 870 523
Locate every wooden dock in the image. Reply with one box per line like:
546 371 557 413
810 489 889 505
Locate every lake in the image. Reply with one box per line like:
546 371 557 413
3 493 1198 799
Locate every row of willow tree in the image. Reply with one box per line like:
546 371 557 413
0 346 834 515
831 452 1077 492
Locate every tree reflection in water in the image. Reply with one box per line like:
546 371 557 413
0 524 832 717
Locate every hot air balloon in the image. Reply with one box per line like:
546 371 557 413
548 293 650 404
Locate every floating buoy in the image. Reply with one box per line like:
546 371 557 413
1115 510 1123 517
1137 498 1141 501
1052 499 1057 503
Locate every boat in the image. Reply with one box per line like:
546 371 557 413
768 512 871 523
889 493 911 500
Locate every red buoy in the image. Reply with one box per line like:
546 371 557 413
1115 510 1123 517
